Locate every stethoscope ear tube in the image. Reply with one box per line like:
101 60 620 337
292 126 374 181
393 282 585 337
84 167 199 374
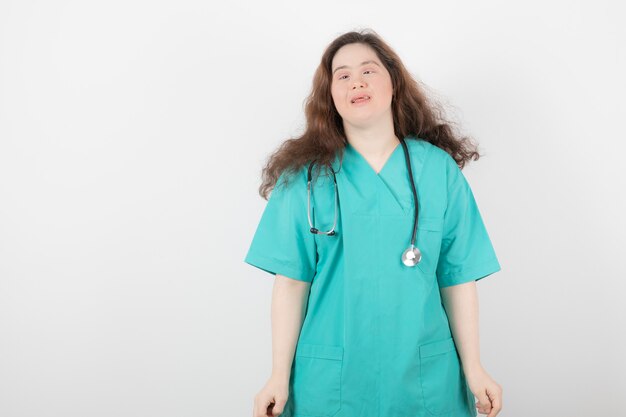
307 160 338 236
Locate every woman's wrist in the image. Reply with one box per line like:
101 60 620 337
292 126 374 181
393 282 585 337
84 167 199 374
271 368 291 383
462 360 484 377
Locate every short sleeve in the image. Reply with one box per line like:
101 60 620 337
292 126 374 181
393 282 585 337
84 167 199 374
436 155 501 288
243 168 318 283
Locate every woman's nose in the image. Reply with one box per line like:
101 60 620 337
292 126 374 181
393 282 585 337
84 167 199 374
352 78 366 88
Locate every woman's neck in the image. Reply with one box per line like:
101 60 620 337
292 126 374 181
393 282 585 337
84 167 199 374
344 120 400 163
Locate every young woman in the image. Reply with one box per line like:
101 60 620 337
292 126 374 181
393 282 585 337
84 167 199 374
245 29 503 417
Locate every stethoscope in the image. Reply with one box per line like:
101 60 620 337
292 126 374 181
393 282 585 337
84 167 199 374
306 137 422 267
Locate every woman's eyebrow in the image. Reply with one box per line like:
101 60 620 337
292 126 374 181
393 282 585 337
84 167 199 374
332 60 380 74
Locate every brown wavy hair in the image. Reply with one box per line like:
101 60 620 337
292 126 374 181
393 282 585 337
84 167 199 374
257 28 484 200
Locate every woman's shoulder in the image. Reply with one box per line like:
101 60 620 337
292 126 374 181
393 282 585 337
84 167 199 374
409 137 453 165
274 165 308 193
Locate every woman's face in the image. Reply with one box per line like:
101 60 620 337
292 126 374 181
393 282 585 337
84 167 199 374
330 43 394 129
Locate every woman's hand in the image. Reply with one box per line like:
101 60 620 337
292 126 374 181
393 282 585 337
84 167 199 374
464 365 503 417
253 375 290 417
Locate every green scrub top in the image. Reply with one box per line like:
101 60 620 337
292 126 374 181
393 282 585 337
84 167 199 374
244 136 501 417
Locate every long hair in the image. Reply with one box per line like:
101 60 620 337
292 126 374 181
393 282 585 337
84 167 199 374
258 29 483 200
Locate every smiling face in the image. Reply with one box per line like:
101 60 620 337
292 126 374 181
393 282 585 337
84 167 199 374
330 43 394 129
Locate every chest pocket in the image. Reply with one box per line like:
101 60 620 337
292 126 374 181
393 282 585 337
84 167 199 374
414 216 444 276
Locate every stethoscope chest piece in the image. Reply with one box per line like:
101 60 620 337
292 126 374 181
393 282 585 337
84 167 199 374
402 245 422 267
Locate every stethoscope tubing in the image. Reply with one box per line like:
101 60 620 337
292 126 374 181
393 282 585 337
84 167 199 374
306 137 421 266
399 138 419 247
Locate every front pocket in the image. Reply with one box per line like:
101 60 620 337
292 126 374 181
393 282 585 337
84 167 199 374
419 337 467 415
414 217 444 276
292 343 343 417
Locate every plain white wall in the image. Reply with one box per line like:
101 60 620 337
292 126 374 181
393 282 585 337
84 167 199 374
1 1 624 416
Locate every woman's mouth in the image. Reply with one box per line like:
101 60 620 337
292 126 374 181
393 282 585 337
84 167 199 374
351 95 371 104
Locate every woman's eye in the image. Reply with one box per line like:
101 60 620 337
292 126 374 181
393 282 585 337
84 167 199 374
339 70 373 80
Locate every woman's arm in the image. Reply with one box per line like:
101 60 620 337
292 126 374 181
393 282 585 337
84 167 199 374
439 280 481 373
440 280 502 417
253 275 310 416
270 274 310 381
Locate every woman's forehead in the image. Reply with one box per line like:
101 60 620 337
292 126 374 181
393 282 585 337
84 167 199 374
332 43 379 68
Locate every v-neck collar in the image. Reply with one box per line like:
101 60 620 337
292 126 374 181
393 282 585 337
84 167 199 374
332 137 427 216
345 140 403 177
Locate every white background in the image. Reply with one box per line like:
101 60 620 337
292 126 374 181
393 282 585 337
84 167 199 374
1 1 624 416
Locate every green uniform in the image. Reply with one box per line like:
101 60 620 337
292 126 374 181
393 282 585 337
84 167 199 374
245 136 501 417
